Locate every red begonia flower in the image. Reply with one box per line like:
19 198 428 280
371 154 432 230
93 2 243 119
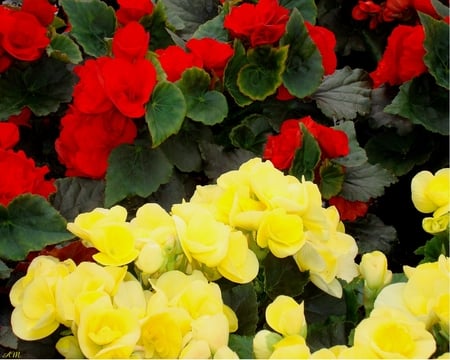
224 0 289 47
305 22 337 76
155 45 203 82
0 47 13 73
112 21 150 62
0 149 55 206
275 84 295 101
116 0 154 25
21 0 57 27
0 11 50 61
0 122 19 150
186 38 234 78
329 196 369 221
370 25 426 88
411 0 439 18
55 106 137 179
101 57 157 118
7 107 32 128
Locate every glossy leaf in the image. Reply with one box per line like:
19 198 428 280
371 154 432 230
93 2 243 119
146 81 187 147
237 45 289 101
319 160 345 199
47 33 83 64
105 144 173 207
61 0 116 57
289 124 321 181
177 68 228 125
280 9 323 98
0 195 74 261
313 67 372 120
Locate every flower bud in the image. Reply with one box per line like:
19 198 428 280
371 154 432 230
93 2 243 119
359 250 392 291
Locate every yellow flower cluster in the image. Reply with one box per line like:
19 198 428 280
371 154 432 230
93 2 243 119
411 168 450 234
10 256 238 359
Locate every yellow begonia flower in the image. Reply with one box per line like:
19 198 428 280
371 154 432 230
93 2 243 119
113 277 147 319
257 208 305 258
134 240 165 274
353 306 436 358
265 295 306 337
179 339 211 359
217 230 259 284
270 334 311 359
89 222 139 266
191 313 230 353
253 329 283 359
67 205 128 242
140 311 184 359
178 280 224 319
359 250 393 291
223 304 238 333
213 345 239 359
77 298 140 359
411 168 450 213
438 352 450 359
56 335 84 359
422 204 450 234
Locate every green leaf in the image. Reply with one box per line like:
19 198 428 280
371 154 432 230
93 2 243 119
221 283 259 336
263 253 310 299
52 178 105 222
228 335 254 359
384 75 449 135
345 214 398 254
0 259 12 280
193 11 229 41
319 160 345 199
307 316 348 352
419 12 449 89
332 121 368 167
280 8 324 98
230 114 273 154
313 67 372 120
289 124 321 181
280 0 318 23
160 132 203 172
177 68 228 125
431 0 450 18
340 162 397 202
0 195 74 261
105 144 173 207
141 1 175 51
415 230 449 264
60 0 116 57
0 58 77 120
146 81 187 147
237 45 289 101
47 33 83 64
224 40 253 107
364 128 433 177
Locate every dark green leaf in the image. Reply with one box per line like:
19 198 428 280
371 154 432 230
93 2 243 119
384 75 449 135
431 0 450 18
146 81 187 147
280 0 318 23
419 12 449 89
340 162 398 202
319 160 345 199
60 0 116 57
414 230 449 264
222 283 259 336
263 253 310 299
365 128 433 177
313 67 372 120
52 178 105 222
192 11 229 41
237 45 289 101
141 2 175 51
47 33 83 64
229 114 273 154
105 144 173 207
177 68 228 125
224 40 253 107
160 132 203 172
280 9 324 98
306 316 348 351
345 214 398 254
228 334 254 359
332 121 368 167
289 124 321 181
0 259 12 280
0 195 74 261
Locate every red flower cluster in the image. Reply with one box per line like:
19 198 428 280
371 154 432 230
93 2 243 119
329 196 369 221
55 21 156 179
224 0 290 47
370 24 427 88
0 122 55 206
156 38 234 82
0 0 56 72
263 116 349 170
116 0 154 26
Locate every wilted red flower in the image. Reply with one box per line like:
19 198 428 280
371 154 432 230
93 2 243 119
116 0 154 25
55 106 137 179
0 149 56 206
155 45 203 82
305 22 337 76
0 10 50 61
112 21 150 62
0 122 19 150
370 25 427 88
21 0 57 27
224 0 289 47
329 196 369 221
186 38 234 78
